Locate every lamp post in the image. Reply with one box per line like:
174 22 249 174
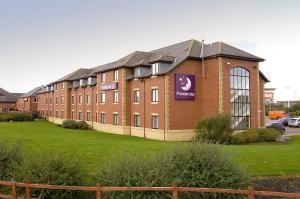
286 86 291 108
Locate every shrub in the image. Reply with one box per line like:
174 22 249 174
77 121 89 130
0 113 33 122
14 153 85 199
230 128 280 144
196 113 233 143
62 120 78 129
61 120 89 130
0 139 22 180
95 144 247 199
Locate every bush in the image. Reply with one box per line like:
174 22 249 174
61 120 89 130
62 120 78 129
0 113 33 122
95 144 247 199
77 121 89 130
230 128 280 144
196 113 233 143
14 153 85 199
0 139 22 180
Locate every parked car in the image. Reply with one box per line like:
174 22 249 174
288 118 300 127
267 122 285 133
278 116 291 126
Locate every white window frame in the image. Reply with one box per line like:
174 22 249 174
101 92 106 103
113 91 119 103
100 112 106 124
134 67 141 77
113 70 119 81
133 90 140 103
152 63 159 75
151 88 158 102
87 111 91 121
151 115 159 129
78 111 83 120
78 95 83 104
133 114 140 127
113 113 119 125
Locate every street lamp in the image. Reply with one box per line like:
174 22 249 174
286 86 291 108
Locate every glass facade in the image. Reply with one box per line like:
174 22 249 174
230 67 250 129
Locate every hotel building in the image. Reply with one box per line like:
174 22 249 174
37 39 269 141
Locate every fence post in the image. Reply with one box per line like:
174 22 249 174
172 182 178 199
25 182 32 199
248 186 254 199
96 183 102 199
11 182 17 199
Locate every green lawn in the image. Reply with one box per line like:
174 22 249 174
0 121 300 177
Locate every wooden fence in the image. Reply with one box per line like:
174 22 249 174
1 180 300 199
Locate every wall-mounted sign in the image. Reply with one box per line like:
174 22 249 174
175 73 195 100
100 82 118 91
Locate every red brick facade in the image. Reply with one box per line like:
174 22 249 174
36 40 268 141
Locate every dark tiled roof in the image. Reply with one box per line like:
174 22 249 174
259 71 270 83
20 86 43 98
52 68 92 84
0 88 20 103
49 39 265 85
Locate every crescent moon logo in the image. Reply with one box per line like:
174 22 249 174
181 77 192 91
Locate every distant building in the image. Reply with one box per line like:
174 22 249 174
264 88 276 104
0 88 23 113
17 86 42 113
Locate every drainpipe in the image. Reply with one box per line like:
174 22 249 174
91 86 94 128
129 80 132 136
163 75 166 141
143 79 146 138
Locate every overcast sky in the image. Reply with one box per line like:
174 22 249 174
0 0 299 101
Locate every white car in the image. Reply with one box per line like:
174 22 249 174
288 118 300 127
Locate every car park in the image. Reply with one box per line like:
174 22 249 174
266 122 286 133
288 118 300 127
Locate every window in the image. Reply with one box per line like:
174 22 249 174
152 115 159 129
33 97 38 102
133 90 140 103
49 98 52 104
114 70 119 81
55 97 58 104
61 82 64 90
101 92 106 103
55 84 58 91
71 111 75 119
78 111 83 120
151 89 158 102
230 67 250 130
87 94 92 105
71 96 75 104
95 112 98 122
134 67 141 77
134 114 140 127
113 91 118 103
61 111 64 119
78 95 83 104
101 73 106 83
87 112 91 121
95 94 98 104
61 96 64 104
55 111 59 118
113 114 119 125
46 98 48 105
152 63 159 75
100 113 106 124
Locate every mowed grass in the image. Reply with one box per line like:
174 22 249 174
1 121 300 177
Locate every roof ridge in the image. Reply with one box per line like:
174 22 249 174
187 39 196 56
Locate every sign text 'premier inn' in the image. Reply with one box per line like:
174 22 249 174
100 82 118 91
175 73 195 100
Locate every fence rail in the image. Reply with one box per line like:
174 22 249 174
1 180 300 199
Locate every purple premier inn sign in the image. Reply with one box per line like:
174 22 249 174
175 73 195 100
100 82 118 91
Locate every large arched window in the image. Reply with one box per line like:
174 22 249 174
230 67 250 129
